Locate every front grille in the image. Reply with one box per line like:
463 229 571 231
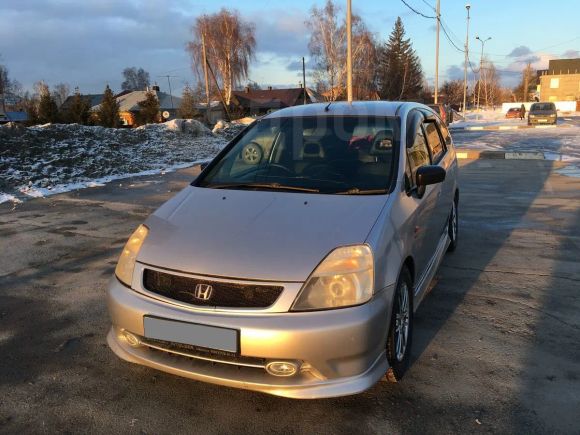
142 269 284 308
140 336 266 368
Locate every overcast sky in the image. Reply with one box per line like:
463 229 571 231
0 0 578 95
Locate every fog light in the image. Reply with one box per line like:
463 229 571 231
120 329 140 347
265 361 299 377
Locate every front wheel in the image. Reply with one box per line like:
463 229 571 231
385 269 413 382
447 199 459 252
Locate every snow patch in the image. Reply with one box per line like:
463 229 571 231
0 192 22 204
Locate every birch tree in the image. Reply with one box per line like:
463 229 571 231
306 0 377 101
187 9 256 106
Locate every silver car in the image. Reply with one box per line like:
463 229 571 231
107 101 459 399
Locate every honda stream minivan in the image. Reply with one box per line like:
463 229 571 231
107 101 459 398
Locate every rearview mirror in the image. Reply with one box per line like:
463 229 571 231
416 165 446 187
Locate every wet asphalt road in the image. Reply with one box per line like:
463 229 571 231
1 158 580 434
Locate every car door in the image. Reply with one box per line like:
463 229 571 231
422 119 453 243
404 116 440 282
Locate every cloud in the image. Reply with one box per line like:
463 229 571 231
0 1 310 93
286 57 316 72
508 46 532 58
562 49 580 59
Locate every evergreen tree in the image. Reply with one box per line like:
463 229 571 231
63 91 91 124
178 85 199 119
135 90 160 125
97 85 120 128
37 88 59 123
378 17 424 101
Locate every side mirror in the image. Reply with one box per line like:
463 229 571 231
416 165 446 187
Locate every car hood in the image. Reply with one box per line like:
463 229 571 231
137 186 387 282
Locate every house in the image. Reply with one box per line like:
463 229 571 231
230 87 318 116
0 110 28 124
114 86 182 126
194 101 226 124
538 58 580 105
60 94 105 112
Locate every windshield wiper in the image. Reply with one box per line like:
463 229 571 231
335 188 388 195
205 182 320 193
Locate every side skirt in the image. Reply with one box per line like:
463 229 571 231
412 231 450 311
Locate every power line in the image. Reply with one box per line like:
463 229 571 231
399 0 437 19
420 0 436 12
440 21 464 53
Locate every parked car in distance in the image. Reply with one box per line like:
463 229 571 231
528 102 558 125
107 101 459 399
505 107 522 119
427 103 452 125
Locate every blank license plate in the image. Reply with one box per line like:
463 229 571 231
143 316 238 353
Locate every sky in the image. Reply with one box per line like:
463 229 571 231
0 0 578 95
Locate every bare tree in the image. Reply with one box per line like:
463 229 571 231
121 67 150 91
480 59 501 107
53 83 70 108
306 0 377 101
187 9 256 106
0 63 13 112
440 80 464 106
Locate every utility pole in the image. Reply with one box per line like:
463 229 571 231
462 4 471 116
475 36 491 112
158 75 178 111
346 0 353 102
201 33 211 123
434 0 441 104
302 57 307 105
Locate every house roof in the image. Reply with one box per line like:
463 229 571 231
61 94 105 111
0 111 28 122
115 90 181 112
231 88 307 109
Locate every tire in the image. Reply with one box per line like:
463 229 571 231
241 142 263 165
385 268 413 382
447 197 459 252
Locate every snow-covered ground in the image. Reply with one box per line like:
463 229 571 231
452 127 580 161
0 120 244 204
451 109 580 129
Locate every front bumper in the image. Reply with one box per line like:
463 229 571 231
529 117 556 125
107 276 394 399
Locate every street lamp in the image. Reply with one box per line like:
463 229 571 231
475 36 491 112
462 4 471 116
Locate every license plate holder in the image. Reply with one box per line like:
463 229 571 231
143 316 239 353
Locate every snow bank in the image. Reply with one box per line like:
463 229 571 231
136 119 211 136
0 122 230 202
0 192 22 205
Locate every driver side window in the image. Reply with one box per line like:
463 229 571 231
406 126 431 189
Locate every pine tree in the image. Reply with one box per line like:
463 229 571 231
378 17 424 101
37 89 59 123
63 91 91 124
135 90 160 125
178 85 199 119
97 85 120 128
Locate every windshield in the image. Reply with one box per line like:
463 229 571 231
196 116 398 194
531 103 556 111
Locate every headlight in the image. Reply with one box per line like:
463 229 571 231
115 224 149 286
292 245 374 311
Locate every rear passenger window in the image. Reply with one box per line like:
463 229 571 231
439 123 452 146
424 122 445 163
